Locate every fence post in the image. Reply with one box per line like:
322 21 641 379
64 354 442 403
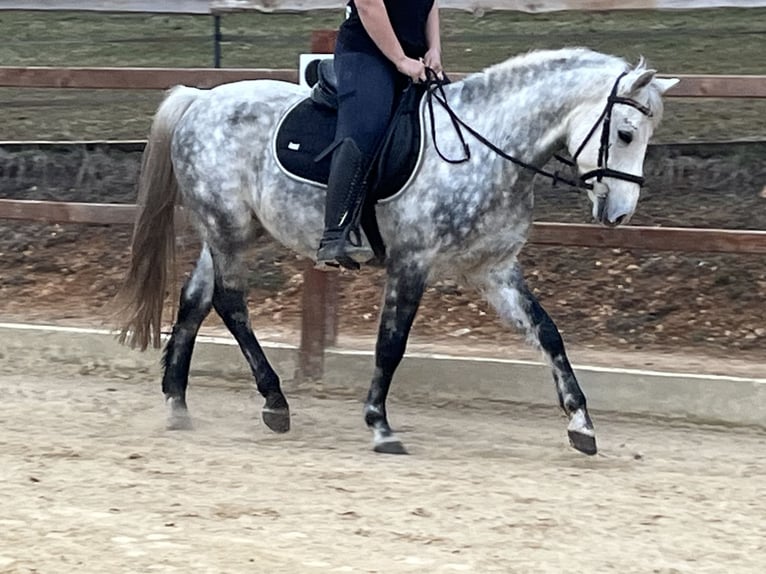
295 29 339 383
212 14 222 68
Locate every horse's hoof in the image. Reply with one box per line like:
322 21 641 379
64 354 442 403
262 408 290 433
568 430 598 455
167 411 193 431
373 438 409 455
567 407 596 455
166 397 193 430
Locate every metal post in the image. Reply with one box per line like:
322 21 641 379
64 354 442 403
295 30 340 384
213 14 222 68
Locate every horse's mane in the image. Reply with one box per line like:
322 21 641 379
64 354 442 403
481 48 665 125
484 47 627 76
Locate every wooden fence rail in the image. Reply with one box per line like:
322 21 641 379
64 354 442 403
0 199 137 225
2 67 766 98
0 67 297 90
3 199 765 255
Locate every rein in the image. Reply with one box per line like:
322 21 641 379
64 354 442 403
422 68 653 192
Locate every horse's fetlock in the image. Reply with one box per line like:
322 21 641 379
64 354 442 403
265 391 288 411
364 404 385 427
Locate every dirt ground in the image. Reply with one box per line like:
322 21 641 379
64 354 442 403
1 366 764 574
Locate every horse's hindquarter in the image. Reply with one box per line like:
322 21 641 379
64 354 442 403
170 80 327 257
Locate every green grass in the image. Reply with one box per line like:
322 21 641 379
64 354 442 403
1 8 765 140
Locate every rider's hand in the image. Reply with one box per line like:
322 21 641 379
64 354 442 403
396 56 427 83
423 48 443 79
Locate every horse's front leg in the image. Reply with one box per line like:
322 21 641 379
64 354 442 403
364 261 428 454
479 262 597 455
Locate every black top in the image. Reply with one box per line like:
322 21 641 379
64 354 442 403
338 0 435 59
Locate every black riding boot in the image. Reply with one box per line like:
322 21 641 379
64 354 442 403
316 138 373 270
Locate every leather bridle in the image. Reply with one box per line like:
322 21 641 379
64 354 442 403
424 69 654 192
568 70 653 188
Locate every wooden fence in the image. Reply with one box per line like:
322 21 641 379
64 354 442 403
2 22 765 380
2 67 766 98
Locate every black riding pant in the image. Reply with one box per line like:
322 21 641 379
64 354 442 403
333 43 405 158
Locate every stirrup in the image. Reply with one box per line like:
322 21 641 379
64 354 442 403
315 227 374 271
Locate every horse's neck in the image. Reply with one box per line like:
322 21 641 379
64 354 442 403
453 63 612 168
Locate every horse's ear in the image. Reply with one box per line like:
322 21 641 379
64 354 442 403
653 77 680 94
626 68 657 94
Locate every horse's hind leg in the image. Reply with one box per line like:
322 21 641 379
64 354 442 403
210 248 290 433
162 245 215 430
478 262 597 455
364 261 428 454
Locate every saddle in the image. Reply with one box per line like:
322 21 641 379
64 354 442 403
274 59 427 262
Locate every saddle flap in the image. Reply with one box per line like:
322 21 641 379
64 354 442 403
368 82 427 199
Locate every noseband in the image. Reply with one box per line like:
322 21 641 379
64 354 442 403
424 69 653 191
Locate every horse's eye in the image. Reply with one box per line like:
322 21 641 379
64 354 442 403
618 130 634 145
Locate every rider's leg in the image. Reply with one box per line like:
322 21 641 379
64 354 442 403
316 48 398 270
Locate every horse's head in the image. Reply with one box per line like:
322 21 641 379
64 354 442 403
566 62 678 226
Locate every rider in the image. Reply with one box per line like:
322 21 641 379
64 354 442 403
316 0 443 269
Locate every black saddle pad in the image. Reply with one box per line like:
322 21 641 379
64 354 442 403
274 84 426 202
274 98 336 186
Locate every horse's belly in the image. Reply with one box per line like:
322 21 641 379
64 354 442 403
253 175 326 258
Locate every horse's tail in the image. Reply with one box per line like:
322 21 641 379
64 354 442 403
116 85 201 351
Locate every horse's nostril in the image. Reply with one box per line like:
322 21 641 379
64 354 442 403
613 214 627 226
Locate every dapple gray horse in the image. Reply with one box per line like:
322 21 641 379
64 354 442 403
118 48 678 455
